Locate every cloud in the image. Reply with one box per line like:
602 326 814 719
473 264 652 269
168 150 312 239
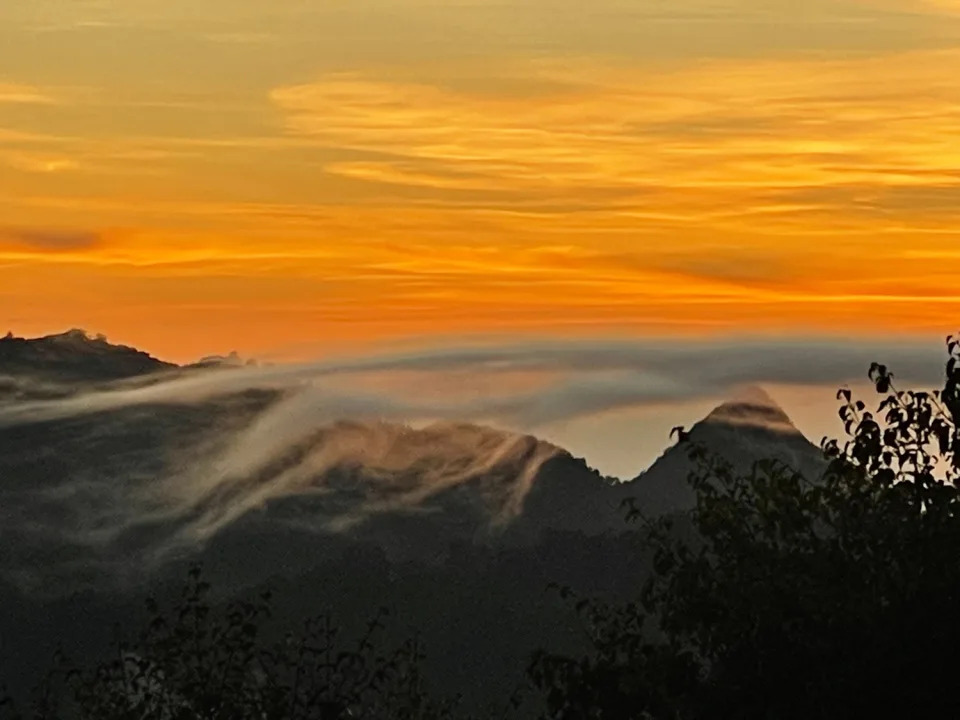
269 51 960 229
0 83 56 105
648 249 794 287
0 228 101 252
5 8 960 356
2 151 81 174
0 335 947 431
202 31 278 44
165 417 559 544
885 0 960 15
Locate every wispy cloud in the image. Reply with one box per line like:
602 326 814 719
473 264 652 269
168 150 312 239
0 83 56 105
0 227 101 252
2 151 80 174
202 31 278 44
0 335 946 430
271 51 960 225
905 0 960 15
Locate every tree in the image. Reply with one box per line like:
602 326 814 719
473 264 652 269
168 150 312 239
531 335 960 719
1 566 456 720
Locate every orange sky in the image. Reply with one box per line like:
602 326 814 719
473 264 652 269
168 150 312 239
3 0 960 362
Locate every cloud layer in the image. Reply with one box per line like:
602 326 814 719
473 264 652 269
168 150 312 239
271 52 960 223
0 227 100 251
0 334 950 592
1 335 947 430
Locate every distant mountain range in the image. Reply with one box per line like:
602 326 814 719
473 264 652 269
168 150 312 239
0 329 175 382
0 330 251 401
0 330 828 711
0 329 825 591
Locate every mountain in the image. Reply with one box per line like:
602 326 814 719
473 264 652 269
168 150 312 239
513 386 826 538
195 420 579 582
153 390 827 589
0 332 826 596
0 380 591 593
0 329 175 383
627 386 826 517
0 338 832 712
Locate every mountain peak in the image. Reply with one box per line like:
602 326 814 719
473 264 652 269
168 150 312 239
47 328 104 345
703 385 798 434
0 329 175 381
627 385 824 517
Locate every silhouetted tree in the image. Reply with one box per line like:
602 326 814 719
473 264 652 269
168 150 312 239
531 335 960 719
0 566 456 720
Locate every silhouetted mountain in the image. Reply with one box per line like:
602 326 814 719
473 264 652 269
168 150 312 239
186 350 251 370
0 336 832 714
628 386 826 516
0 329 175 383
0 343 824 595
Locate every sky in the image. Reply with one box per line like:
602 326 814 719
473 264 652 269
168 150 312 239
2 0 960 363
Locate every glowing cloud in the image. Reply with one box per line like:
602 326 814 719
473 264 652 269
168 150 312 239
0 83 56 105
3 0 960 355
271 52 960 216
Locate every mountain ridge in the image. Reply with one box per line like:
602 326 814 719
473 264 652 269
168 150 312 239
0 329 176 382
0 336 827 590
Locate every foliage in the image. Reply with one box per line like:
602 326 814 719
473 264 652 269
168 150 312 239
0 566 455 720
528 592 698 720
531 335 960 719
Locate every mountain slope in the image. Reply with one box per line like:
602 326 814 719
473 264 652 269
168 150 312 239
626 386 826 517
0 389 579 592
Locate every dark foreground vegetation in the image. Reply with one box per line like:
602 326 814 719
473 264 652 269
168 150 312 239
4 336 960 719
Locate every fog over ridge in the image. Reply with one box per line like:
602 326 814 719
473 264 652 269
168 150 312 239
0 334 946 590
0 334 945 429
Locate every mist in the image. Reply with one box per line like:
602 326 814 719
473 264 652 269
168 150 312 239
0 334 946 590
0 334 945 429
